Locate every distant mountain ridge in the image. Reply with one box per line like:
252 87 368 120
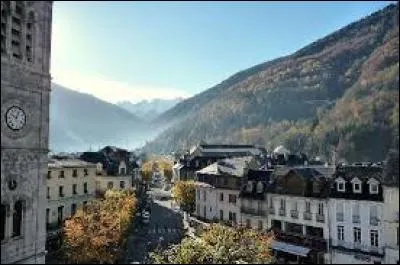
50 83 152 152
117 98 182 121
143 3 399 163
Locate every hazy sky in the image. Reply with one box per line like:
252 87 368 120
51 1 393 104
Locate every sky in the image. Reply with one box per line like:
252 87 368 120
51 1 394 104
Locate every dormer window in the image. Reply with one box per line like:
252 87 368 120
246 181 253 192
256 181 264 193
335 177 346 192
351 178 362 193
367 178 379 194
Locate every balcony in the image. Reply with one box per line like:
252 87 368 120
274 230 327 252
352 215 360 224
353 242 362 250
316 214 325 223
336 213 344 222
279 208 286 217
290 210 298 219
303 212 312 220
240 207 266 217
268 207 275 215
370 217 379 226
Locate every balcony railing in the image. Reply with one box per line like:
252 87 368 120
316 214 325 223
370 217 379 226
268 207 275 215
290 210 298 219
279 208 286 216
352 215 360 224
240 207 266 217
353 242 362 250
274 230 327 252
336 213 344 222
303 212 312 220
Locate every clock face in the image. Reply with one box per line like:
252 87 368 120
6 106 26 131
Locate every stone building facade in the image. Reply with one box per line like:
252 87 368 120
1 1 53 264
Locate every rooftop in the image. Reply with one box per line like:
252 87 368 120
48 158 96 168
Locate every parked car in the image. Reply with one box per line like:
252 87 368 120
141 211 150 224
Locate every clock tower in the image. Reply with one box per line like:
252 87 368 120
1 1 53 264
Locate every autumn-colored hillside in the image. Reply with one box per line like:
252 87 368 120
145 3 399 163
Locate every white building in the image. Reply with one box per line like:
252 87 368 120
329 165 385 264
46 159 97 249
1 1 53 264
194 157 258 225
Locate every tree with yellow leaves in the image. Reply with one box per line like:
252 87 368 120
171 180 196 213
150 223 274 264
63 189 137 264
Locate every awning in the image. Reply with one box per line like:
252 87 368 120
271 241 311 257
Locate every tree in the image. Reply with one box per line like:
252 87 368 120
63 189 137 264
171 180 196 213
149 223 274 264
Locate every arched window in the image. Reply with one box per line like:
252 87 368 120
26 11 34 62
1 204 7 241
13 200 23 237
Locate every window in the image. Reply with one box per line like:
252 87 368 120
292 201 298 211
256 181 264 193
107 181 113 189
223 177 228 186
59 170 65 178
258 220 263 231
119 181 125 189
269 196 274 208
370 184 379 194
83 201 87 209
354 227 361 243
353 182 361 193
84 169 88 176
305 201 311 212
280 199 285 210
72 184 77 195
337 181 345 192
120 167 126 175
337 226 344 241
1 204 6 240
72 169 78 177
47 171 51 179
318 202 324 216
220 210 223 220
47 187 50 199
370 205 378 219
59 186 64 197
232 212 237 223
220 192 224 202
84 183 88 194
229 211 233 221
228 194 236 204
203 205 206 218
370 230 379 247
57 206 63 226
46 208 50 227
12 201 23 237
246 219 251 228
203 190 206 201
71 204 77 216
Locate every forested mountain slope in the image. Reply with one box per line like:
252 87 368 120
144 3 399 162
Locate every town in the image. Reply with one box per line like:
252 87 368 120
1 1 399 265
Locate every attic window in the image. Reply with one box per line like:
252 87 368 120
370 183 379 194
256 181 264 193
351 178 362 193
368 178 379 194
337 181 345 192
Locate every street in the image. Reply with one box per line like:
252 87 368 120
123 187 185 264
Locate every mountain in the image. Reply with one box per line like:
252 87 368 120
49 83 152 152
117 98 182 121
143 3 399 163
